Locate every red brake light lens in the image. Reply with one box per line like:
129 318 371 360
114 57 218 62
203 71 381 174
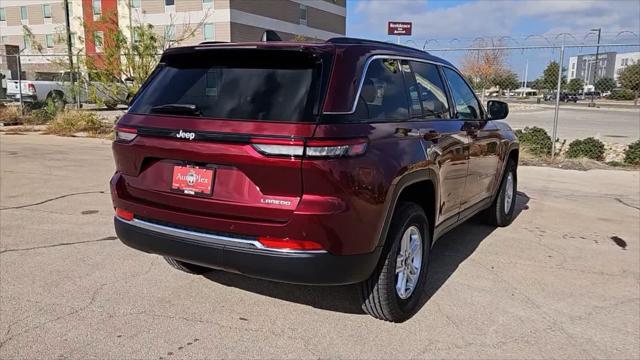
115 208 134 221
251 137 368 158
258 237 324 251
115 126 137 142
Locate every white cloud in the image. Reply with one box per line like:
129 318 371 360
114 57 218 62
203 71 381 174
348 0 640 44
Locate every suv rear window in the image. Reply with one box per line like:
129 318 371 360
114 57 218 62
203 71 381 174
129 49 328 122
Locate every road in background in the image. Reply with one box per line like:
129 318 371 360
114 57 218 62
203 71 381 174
1 134 639 359
507 106 640 145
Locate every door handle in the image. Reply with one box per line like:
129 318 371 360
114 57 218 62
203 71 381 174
396 128 441 141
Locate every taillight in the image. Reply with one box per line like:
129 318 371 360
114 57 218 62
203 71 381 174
115 126 137 142
27 83 36 93
305 138 368 158
258 237 324 251
115 208 134 221
251 138 368 158
251 138 304 157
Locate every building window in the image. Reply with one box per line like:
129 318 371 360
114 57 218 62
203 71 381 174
299 4 307 25
20 6 28 20
165 0 175 6
94 31 104 52
165 25 176 41
0 8 5 21
93 0 102 16
131 0 141 8
203 23 214 41
1 36 7 43
43 4 52 18
46 34 54 48
203 0 213 8
23 35 31 49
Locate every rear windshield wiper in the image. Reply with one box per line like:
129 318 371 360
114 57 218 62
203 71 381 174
150 104 201 116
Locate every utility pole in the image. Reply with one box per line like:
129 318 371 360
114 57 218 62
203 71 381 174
63 0 78 108
589 28 601 107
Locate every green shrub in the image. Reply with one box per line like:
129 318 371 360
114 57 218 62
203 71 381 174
515 126 552 156
566 137 605 161
27 100 59 125
608 89 636 101
47 110 112 137
624 140 640 165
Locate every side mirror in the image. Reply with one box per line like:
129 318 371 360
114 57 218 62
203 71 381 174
487 100 508 120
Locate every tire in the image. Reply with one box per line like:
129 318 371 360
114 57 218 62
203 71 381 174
483 159 517 227
47 91 66 112
163 256 210 275
359 202 431 322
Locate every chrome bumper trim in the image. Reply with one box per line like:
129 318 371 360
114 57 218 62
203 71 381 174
116 216 327 254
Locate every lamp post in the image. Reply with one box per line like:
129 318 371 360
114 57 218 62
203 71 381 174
589 28 601 107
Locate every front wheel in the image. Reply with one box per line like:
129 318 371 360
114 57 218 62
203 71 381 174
359 202 431 322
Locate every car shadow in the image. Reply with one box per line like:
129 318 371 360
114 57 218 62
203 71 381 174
202 192 530 316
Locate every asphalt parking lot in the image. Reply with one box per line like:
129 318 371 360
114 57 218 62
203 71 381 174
1 134 639 359
506 106 640 145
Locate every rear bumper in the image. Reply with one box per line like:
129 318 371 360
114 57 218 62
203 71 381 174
115 217 381 285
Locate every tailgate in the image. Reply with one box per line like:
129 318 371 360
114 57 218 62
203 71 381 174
112 47 332 224
113 115 315 223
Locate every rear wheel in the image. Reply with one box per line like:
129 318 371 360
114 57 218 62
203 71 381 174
359 202 430 322
47 91 66 112
483 159 517 227
163 256 210 275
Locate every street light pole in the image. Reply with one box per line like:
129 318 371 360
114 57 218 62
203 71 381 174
63 0 78 108
589 28 601 107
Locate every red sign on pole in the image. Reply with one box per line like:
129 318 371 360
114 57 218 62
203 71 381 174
388 22 412 36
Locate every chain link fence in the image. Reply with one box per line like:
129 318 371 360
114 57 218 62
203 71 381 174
0 52 162 111
1 43 639 161
423 43 640 159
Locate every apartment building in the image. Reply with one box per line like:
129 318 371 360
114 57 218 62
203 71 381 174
0 0 84 73
1 0 345 78
118 0 346 45
567 51 640 89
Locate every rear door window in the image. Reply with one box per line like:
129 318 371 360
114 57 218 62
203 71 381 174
129 50 327 122
410 61 450 119
354 58 409 121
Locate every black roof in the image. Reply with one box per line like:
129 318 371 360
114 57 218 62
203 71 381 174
326 37 453 67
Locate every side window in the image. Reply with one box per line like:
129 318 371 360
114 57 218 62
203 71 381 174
355 59 409 121
400 61 423 118
443 67 481 120
410 61 450 119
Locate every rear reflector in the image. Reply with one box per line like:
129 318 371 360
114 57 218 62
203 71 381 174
115 126 137 142
251 137 368 158
115 208 134 221
258 237 324 251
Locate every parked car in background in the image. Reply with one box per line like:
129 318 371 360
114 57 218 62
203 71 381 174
6 71 130 110
111 37 519 322
544 92 578 102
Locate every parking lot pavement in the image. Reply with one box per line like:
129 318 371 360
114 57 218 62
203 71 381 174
507 106 640 145
1 134 638 359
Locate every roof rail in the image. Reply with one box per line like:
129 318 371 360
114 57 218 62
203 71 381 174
198 41 229 45
326 37 427 53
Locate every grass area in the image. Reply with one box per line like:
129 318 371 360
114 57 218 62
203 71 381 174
45 110 113 137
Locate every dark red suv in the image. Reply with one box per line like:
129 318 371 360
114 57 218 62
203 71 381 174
111 37 519 322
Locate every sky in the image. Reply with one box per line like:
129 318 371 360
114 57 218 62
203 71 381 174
345 0 640 80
